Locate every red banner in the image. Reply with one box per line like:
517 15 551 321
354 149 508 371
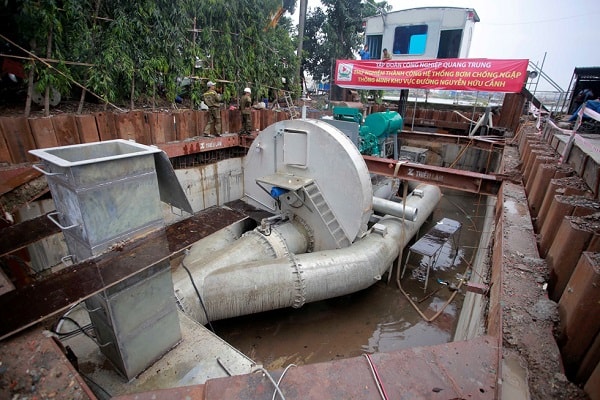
335 58 529 93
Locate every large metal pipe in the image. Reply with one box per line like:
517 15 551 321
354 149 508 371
372 196 418 221
174 184 441 325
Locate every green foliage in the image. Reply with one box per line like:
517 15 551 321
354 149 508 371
5 0 300 108
303 0 389 82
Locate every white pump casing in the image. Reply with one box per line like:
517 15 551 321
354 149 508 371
243 119 373 250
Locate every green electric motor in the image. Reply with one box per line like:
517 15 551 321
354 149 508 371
360 110 403 138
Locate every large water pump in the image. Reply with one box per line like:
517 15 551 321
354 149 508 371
174 118 439 325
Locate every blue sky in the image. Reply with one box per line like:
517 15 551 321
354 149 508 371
294 0 600 91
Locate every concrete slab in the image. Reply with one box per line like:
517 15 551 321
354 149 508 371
63 310 257 397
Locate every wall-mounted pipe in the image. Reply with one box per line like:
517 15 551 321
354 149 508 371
174 184 441 325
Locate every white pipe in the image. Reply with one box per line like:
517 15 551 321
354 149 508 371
372 196 418 221
175 184 441 325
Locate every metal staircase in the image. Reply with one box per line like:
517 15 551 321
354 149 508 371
302 182 351 248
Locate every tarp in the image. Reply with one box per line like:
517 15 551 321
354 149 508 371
335 58 529 93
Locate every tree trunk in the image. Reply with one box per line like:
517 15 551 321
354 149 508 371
78 0 103 114
24 38 37 117
130 70 135 110
24 62 35 117
44 28 53 117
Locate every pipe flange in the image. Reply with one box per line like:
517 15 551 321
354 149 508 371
266 227 291 258
292 215 315 253
241 230 286 259
289 254 306 309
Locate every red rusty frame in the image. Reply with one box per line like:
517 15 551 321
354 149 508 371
400 130 505 152
157 135 249 158
364 155 503 196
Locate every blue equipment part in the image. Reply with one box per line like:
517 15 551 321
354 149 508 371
270 187 289 199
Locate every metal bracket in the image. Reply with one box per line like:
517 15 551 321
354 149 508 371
32 164 64 176
47 212 78 230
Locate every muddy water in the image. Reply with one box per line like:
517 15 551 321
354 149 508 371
214 190 486 370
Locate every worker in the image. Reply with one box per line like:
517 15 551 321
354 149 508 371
382 48 391 61
240 87 253 136
203 81 222 137
359 44 370 60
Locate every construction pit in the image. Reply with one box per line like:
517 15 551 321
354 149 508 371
0 114 598 400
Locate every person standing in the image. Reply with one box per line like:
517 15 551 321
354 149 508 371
359 44 370 60
240 87 253 136
203 81 222 137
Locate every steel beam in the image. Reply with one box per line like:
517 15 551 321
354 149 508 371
0 207 248 340
400 130 504 152
364 155 502 196
157 134 253 158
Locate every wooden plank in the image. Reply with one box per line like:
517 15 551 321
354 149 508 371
148 111 175 144
0 212 60 258
0 120 11 163
114 111 147 142
558 252 600 376
75 114 100 143
196 110 208 135
95 111 118 141
51 114 79 146
228 109 241 133
220 109 229 134
0 207 247 340
175 110 196 140
0 116 37 163
251 109 261 132
28 117 58 149
261 109 276 130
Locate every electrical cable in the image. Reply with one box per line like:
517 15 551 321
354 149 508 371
256 366 286 400
80 371 112 400
363 354 389 400
271 364 296 400
52 317 95 341
181 263 216 333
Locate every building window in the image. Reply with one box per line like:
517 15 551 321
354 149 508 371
393 25 428 55
437 29 462 58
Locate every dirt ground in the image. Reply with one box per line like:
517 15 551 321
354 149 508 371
0 97 178 118
501 125 588 400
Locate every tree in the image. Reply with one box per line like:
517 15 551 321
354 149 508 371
4 0 300 111
187 0 299 105
16 0 76 116
302 0 390 93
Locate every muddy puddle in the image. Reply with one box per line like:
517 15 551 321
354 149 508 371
214 190 487 370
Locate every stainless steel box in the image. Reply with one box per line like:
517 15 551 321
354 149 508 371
30 140 164 261
86 261 181 380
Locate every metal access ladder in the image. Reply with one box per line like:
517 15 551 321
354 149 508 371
302 182 351 248
283 91 298 119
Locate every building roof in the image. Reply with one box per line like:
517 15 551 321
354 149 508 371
364 7 480 23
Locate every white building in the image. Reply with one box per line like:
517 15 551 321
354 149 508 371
364 7 479 61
